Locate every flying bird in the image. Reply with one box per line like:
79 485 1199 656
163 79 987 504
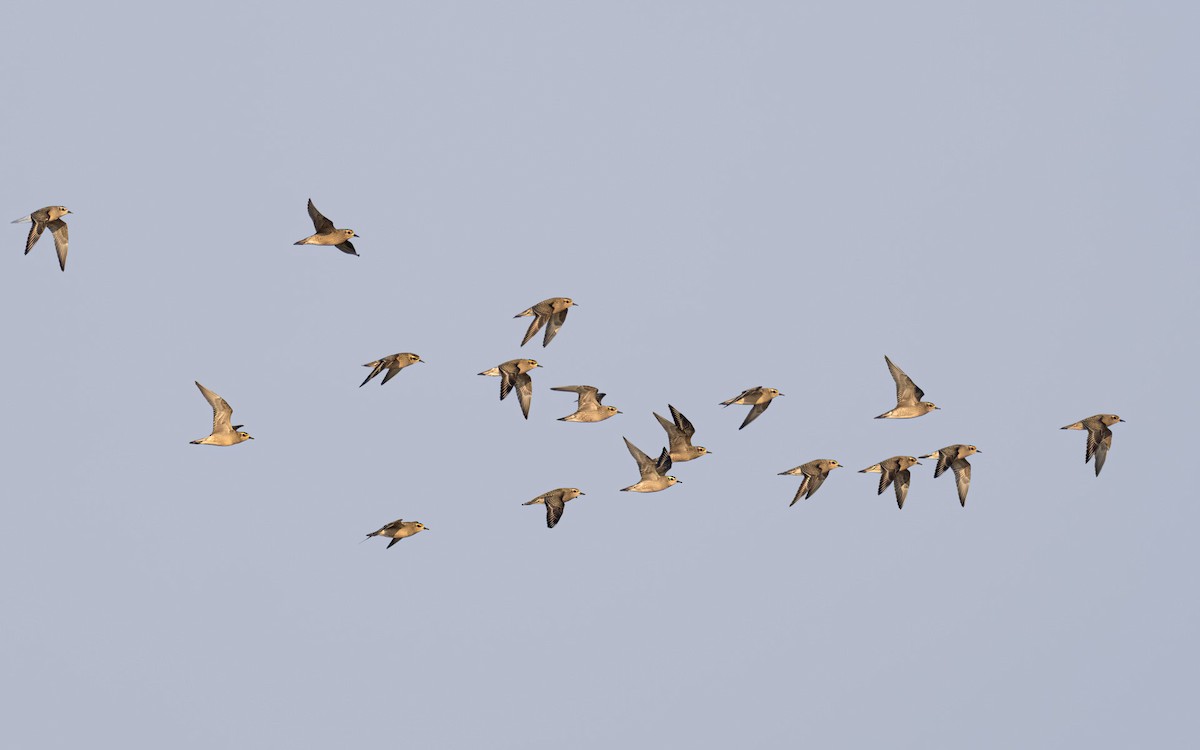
778 459 842 506
653 404 710 461
190 381 254 446
552 385 620 422
522 488 585 528
875 356 939 419
720 386 784 429
294 199 359 255
365 519 429 548
360 352 424 387
620 437 680 492
1061 414 1124 476
12 205 70 271
514 297 576 347
478 359 541 419
920 444 979 506
859 455 922 509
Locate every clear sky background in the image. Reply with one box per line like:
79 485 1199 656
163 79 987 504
2 2 1196 747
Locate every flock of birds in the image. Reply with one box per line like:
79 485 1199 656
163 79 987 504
12 202 1126 542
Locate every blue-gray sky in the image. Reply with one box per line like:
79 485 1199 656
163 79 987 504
2 2 1196 747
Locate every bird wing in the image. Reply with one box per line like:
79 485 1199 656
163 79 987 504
653 411 684 448
499 366 517 400
520 314 546 347
655 447 673 476
877 463 896 496
47 219 68 271
195 381 234 434
379 362 404 385
545 493 565 528
886 356 924 406
515 372 533 419
542 307 569 347
668 404 696 439
336 240 358 256
552 385 600 410
805 470 828 500
24 221 45 255
360 361 385 387
739 401 771 429
789 476 812 507
894 469 911 509
721 388 754 406
951 459 971 506
624 438 659 480
307 199 335 233
1092 426 1112 476
933 446 957 478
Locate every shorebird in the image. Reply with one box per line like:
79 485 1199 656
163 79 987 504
875 356 938 419
360 352 423 387
1061 414 1124 476
514 297 576 347
522 488 585 528
859 455 921 509
294 199 359 255
620 437 680 492
478 359 541 419
720 387 783 429
365 519 429 548
778 459 841 506
12 205 70 271
189 381 254 446
920 445 979 506
653 405 709 461
552 385 620 422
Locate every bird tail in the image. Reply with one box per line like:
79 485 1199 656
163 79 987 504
513 308 534 318
478 367 500 377
11 215 31 223
1060 422 1084 430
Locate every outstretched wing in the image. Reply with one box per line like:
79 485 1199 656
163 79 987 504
515 373 533 419
885 356 924 406
24 221 45 255
739 401 771 429
669 404 696 439
195 381 234 434
894 469 911 509
654 447 673 476
336 240 358 256
543 307 569 347
307 199 335 233
950 459 971 506
553 385 601 410
1092 427 1113 476
933 447 956 478
48 219 68 271
624 437 658 480
545 493 566 528
520 314 547 347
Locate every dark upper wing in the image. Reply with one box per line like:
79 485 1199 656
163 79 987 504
542 308 569 347
951 459 971 506
789 476 812 507
669 404 696 439
307 199 335 233
380 364 403 385
360 362 385 387
336 240 358 256
894 469 911 509
739 401 771 429
655 447 673 476
24 221 45 255
48 219 68 271
805 471 828 500
499 367 517 400
934 447 956 478
877 464 896 496
520 314 546 347
886 356 924 406
545 494 565 528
